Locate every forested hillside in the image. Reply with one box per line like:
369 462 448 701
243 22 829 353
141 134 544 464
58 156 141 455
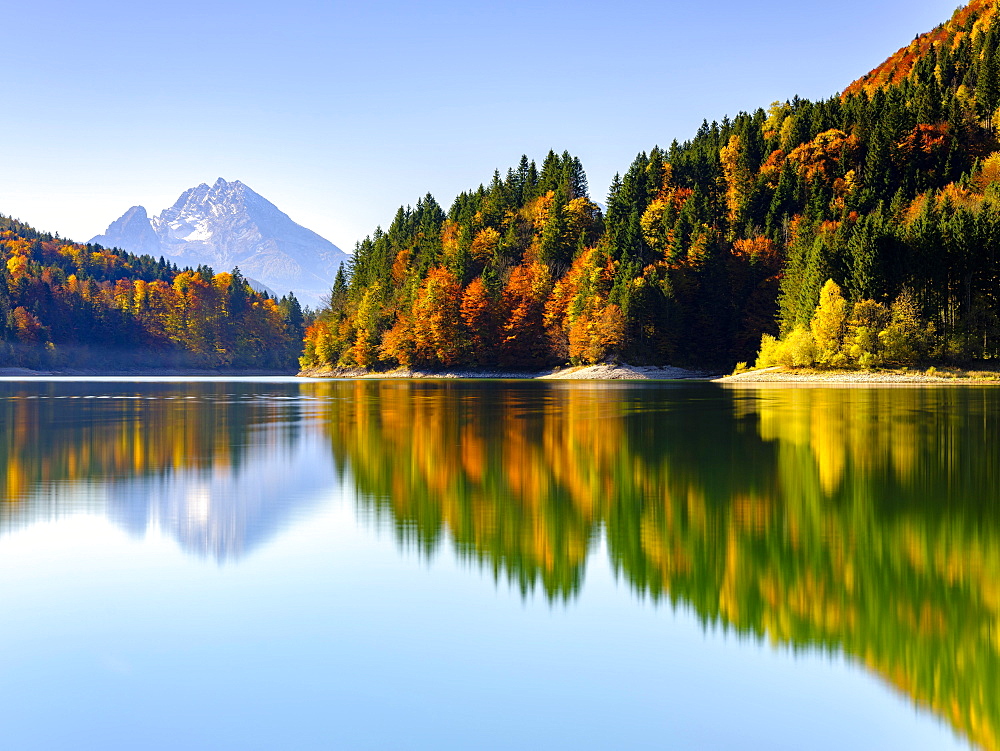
303 0 1000 371
0 215 304 369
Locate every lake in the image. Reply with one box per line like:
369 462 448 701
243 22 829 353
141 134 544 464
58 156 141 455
0 377 993 750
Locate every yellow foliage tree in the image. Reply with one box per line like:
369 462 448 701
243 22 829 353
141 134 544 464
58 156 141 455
720 134 754 226
787 129 858 181
845 299 889 367
879 291 932 365
469 227 501 265
6 254 28 280
811 279 848 365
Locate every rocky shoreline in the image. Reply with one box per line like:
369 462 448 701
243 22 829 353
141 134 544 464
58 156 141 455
298 363 714 380
714 366 1000 384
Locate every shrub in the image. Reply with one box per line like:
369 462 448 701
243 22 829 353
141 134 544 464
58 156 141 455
879 290 933 365
755 327 816 368
755 334 782 368
786 326 816 367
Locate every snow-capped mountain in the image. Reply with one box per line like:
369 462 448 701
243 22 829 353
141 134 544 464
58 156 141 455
96 205 162 256
91 178 346 308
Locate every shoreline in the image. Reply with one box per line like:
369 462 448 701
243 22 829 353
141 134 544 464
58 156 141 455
0 367 297 377
2 363 996 384
299 362 1000 384
297 363 715 381
714 365 1000 385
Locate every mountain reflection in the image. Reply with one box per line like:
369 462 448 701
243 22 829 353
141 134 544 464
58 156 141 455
305 380 1000 751
2 378 998 748
0 381 331 560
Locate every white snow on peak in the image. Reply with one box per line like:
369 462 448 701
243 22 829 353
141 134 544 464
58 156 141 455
90 179 347 308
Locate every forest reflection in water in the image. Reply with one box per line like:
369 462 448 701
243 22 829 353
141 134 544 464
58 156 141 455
0 378 997 748
309 380 1000 751
0 380 333 560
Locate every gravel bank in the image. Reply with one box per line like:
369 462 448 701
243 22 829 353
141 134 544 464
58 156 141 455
715 366 1000 384
299 363 712 380
539 364 711 380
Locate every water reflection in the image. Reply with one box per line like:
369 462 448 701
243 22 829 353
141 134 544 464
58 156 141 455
1 379 998 748
304 380 1000 751
0 381 332 561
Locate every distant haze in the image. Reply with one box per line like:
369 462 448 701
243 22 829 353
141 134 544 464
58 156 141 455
91 178 347 308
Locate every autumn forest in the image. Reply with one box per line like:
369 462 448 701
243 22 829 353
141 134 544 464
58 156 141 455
302 0 1000 373
0 215 304 369
6 2 1000 371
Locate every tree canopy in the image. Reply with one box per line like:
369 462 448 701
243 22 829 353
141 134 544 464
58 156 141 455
0 216 304 369
304 2 1000 371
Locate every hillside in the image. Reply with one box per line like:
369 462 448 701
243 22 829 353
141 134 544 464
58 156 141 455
0 215 304 370
845 0 998 98
302 0 1000 372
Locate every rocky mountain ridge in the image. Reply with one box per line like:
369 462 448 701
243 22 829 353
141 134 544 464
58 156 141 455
91 178 346 307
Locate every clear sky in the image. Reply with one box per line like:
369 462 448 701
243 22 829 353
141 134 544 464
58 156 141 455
0 0 965 251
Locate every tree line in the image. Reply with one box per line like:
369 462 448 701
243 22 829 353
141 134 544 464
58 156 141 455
303 0 1000 371
0 215 304 369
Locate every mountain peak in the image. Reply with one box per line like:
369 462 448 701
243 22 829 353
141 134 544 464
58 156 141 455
90 180 346 307
90 205 159 256
211 177 243 191
121 205 148 220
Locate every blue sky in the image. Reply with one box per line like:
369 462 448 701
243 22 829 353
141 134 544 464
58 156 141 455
0 0 964 251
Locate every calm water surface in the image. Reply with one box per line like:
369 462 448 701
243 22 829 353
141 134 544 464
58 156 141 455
0 377 995 750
